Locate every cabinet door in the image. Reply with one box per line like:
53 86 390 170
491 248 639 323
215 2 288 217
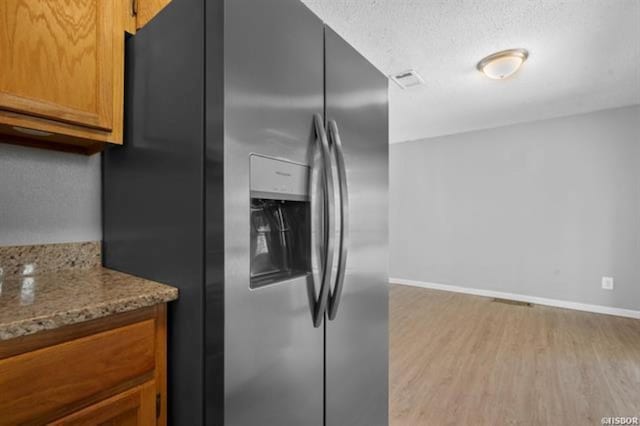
0 0 114 131
48 381 157 426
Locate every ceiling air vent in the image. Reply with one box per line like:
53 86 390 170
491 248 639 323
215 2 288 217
390 69 424 89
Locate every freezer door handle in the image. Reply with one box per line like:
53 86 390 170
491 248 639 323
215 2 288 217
311 113 335 327
327 120 349 321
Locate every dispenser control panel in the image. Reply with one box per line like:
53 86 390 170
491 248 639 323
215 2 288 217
250 154 309 201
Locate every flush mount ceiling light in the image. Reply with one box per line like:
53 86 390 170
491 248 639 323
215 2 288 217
477 48 529 80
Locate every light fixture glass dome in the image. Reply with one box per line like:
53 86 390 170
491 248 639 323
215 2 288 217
477 48 529 80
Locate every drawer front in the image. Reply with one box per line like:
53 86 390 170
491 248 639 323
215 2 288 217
48 381 156 426
0 320 156 425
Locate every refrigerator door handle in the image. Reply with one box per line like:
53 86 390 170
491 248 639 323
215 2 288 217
311 113 336 327
327 119 349 321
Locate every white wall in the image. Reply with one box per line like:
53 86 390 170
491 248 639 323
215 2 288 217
390 105 640 311
0 143 101 246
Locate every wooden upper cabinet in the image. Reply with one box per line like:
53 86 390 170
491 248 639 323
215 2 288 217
0 0 171 155
0 0 114 131
135 0 172 30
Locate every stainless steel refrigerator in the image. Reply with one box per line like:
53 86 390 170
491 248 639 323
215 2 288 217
103 0 388 425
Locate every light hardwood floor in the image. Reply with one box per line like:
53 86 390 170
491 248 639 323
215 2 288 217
390 284 640 426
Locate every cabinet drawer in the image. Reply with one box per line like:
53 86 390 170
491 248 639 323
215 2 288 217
0 319 156 425
48 381 156 426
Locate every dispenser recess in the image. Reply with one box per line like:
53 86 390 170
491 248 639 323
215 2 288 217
249 154 311 288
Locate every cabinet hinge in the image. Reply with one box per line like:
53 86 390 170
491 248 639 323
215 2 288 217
156 393 161 418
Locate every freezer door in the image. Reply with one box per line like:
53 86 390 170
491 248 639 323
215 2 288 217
221 0 325 425
324 26 390 426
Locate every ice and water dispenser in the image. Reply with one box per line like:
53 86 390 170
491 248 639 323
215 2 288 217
249 154 311 288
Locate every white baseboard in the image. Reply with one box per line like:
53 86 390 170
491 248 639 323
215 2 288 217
390 278 640 320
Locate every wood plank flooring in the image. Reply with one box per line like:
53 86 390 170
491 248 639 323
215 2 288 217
390 284 640 426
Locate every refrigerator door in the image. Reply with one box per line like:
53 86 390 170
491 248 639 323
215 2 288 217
222 1 325 425
324 26 390 426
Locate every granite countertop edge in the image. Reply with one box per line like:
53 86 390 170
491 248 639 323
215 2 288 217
0 269 179 342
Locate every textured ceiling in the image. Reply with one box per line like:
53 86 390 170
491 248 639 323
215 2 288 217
301 0 640 143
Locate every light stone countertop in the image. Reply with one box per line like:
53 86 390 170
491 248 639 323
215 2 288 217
0 267 178 341
0 242 178 341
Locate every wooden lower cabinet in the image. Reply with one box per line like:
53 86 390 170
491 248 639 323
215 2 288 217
0 305 167 426
49 381 157 426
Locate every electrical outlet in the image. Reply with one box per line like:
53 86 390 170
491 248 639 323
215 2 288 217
602 276 614 290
